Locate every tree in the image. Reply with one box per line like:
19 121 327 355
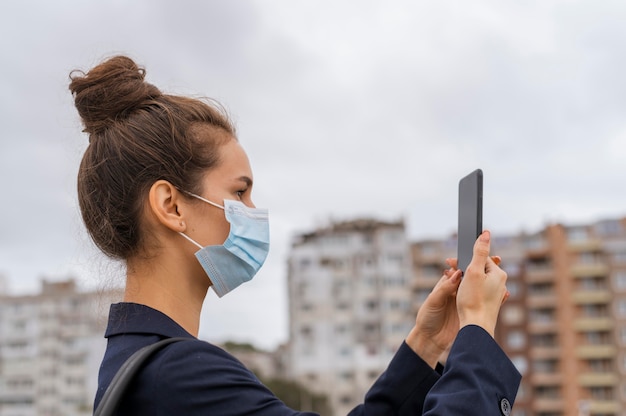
261 377 332 415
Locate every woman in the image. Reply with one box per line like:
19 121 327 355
70 55 520 415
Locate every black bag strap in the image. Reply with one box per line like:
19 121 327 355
94 337 190 416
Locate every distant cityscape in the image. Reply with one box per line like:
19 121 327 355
1 216 626 416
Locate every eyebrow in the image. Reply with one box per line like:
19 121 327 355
237 176 253 187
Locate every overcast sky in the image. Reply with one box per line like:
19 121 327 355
1 0 625 349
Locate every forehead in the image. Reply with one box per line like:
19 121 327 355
212 139 253 181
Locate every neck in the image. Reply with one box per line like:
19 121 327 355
124 252 210 337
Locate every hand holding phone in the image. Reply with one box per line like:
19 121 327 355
457 169 483 274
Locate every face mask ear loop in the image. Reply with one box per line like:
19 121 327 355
179 232 203 249
183 191 225 210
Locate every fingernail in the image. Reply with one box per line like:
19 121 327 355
480 230 490 242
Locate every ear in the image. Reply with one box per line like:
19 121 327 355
148 180 187 233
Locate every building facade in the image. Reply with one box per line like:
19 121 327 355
0 279 120 416
412 217 626 416
286 219 414 415
288 216 626 416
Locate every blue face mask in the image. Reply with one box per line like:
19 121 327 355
179 193 270 297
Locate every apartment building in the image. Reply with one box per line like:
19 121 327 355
286 219 414 415
412 217 626 416
0 279 120 416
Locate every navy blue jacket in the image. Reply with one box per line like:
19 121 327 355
94 303 520 415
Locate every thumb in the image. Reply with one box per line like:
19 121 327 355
467 230 491 275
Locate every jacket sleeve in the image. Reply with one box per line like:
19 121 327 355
154 340 440 416
422 325 522 416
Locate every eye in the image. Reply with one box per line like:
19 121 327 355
236 189 247 199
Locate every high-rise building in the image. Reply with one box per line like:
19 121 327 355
288 215 626 415
286 219 414 415
0 279 121 416
412 217 626 416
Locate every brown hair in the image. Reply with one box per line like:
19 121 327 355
69 55 235 260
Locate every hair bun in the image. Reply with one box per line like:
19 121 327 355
69 55 161 135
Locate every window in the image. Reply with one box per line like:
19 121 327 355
338 347 351 357
511 356 528 375
567 227 588 242
614 271 626 290
415 289 430 305
533 359 558 373
583 331 611 345
299 258 312 269
335 325 349 335
534 385 560 399
364 300 378 311
420 243 438 256
579 252 598 264
338 371 354 381
620 327 626 345
594 220 623 236
529 308 555 323
383 276 406 287
589 386 614 400
528 282 553 296
580 277 606 290
368 370 380 380
614 252 626 264
581 304 608 318
525 235 547 250
531 333 557 347
507 331 526 349
502 305 524 325
503 263 520 277
340 395 353 405
507 281 521 298
588 359 612 372
386 254 404 266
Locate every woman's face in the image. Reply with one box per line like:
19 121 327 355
185 138 255 247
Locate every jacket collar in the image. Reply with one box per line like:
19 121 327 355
104 302 195 339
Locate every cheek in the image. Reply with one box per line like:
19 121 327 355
206 209 231 245
216 218 231 243
187 207 230 246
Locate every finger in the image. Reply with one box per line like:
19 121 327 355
491 255 501 266
502 290 510 305
467 230 491 275
484 255 497 272
432 269 462 300
445 258 458 269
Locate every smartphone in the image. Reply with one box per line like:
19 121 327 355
457 169 483 274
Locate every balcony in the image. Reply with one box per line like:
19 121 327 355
576 344 617 359
525 266 554 283
528 320 559 333
532 398 565 413
570 263 609 278
529 346 561 359
531 372 562 385
578 372 618 387
567 239 603 252
588 401 621 414
571 290 612 304
574 317 613 331
526 294 557 308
